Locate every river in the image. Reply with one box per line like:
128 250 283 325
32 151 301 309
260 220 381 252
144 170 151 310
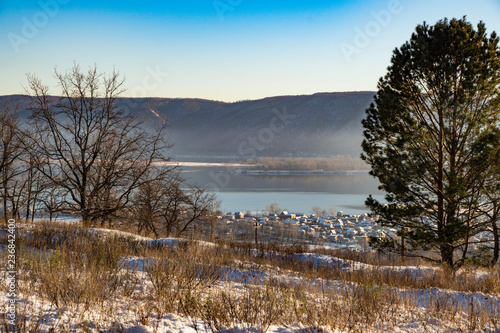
180 163 384 215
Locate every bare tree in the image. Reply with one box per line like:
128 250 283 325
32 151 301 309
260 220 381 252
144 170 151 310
129 172 219 239
176 184 218 238
157 180 218 238
38 182 65 221
0 103 24 221
311 206 327 217
157 174 186 236
17 151 45 222
207 203 222 243
25 65 171 227
265 202 281 215
129 171 179 237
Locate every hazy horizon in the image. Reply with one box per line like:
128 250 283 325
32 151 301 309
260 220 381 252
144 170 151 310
0 90 377 102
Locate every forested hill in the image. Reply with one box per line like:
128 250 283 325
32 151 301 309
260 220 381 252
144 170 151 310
1 91 375 159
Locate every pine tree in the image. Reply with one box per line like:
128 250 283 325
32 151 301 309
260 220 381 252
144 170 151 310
361 18 500 268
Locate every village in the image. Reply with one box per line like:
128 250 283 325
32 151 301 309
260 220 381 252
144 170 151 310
218 210 394 248
218 210 496 251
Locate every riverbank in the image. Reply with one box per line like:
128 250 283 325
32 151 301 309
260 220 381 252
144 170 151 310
227 169 369 175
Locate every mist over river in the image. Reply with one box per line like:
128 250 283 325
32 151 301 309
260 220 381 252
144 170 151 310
180 164 384 215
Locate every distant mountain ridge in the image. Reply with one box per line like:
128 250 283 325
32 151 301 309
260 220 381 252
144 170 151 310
0 92 375 160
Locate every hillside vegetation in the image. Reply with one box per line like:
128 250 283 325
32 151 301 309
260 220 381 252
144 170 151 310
0 92 374 159
246 156 370 171
2 221 499 332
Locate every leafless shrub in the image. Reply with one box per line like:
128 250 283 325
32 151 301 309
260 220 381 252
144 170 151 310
0 300 49 333
143 242 222 328
183 280 287 333
19 228 130 323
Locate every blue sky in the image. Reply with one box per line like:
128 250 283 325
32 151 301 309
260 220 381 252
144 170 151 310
1 0 499 101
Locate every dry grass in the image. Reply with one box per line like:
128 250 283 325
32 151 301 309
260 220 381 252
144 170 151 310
210 240 500 295
1 221 499 332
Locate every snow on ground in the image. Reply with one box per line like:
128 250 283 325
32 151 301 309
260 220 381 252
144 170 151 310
148 237 216 248
116 249 500 312
118 256 161 271
29 216 82 224
8 252 499 332
88 228 217 249
401 287 500 312
250 249 441 279
4 291 341 333
88 228 152 242
5 229 500 332
262 249 493 281
89 229 498 297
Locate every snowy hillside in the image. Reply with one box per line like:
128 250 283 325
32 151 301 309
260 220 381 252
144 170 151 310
1 224 499 332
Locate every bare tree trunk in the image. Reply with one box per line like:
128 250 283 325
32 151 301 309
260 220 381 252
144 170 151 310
31 194 37 223
401 229 405 263
82 214 92 228
492 219 499 267
25 194 30 221
3 188 7 221
255 222 258 247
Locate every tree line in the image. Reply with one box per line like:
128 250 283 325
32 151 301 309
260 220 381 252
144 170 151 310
246 156 370 171
0 65 218 239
